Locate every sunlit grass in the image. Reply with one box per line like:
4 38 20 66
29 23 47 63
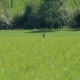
0 30 80 80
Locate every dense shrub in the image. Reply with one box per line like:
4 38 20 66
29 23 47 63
0 20 9 30
69 11 80 29
11 0 67 29
11 5 32 29
11 4 39 29
37 0 66 29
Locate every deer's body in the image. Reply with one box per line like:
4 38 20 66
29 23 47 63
42 33 45 38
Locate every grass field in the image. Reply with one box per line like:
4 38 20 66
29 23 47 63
0 30 80 80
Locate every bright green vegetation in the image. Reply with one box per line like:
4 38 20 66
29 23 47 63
5 0 80 16
7 0 40 16
0 30 80 80
66 0 80 10
67 0 80 7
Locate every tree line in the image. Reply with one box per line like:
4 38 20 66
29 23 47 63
0 0 80 30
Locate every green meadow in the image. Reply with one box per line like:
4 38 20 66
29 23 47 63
0 30 80 80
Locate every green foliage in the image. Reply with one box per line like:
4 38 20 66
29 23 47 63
1 0 80 16
68 10 80 28
11 0 66 29
38 0 66 28
1 0 80 29
9 0 40 16
0 0 10 24
0 20 9 30
11 4 39 29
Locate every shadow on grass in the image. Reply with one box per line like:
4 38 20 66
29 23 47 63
24 28 80 34
26 29 56 33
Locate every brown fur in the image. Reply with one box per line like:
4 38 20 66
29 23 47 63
42 33 45 38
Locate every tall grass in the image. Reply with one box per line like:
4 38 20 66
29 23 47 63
0 30 80 80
